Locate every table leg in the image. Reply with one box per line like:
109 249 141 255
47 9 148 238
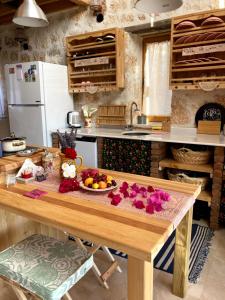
128 256 153 300
173 207 193 298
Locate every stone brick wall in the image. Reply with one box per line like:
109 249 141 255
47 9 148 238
211 146 225 229
0 0 221 132
150 142 167 178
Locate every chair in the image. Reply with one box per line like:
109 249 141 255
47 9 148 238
71 236 122 289
0 234 93 300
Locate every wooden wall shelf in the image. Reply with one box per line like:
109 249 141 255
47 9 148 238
159 158 213 175
66 28 125 93
170 8 225 90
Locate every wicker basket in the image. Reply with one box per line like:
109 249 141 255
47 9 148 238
171 147 211 165
167 171 208 190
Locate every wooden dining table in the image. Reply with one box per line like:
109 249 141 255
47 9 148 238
0 169 201 300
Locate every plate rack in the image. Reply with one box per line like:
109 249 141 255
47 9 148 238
66 28 125 93
170 8 225 90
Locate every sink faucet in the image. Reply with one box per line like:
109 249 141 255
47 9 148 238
127 101 140 130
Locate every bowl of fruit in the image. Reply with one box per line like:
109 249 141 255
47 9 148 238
80 169 117 192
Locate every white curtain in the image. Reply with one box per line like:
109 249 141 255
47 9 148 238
0 73 5 118
143 41 172 116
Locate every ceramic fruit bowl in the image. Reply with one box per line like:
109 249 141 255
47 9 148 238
80 182 118 192
80 168 118 192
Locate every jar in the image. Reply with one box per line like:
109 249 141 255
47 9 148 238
42 151 54 173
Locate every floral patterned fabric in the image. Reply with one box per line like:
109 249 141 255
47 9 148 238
102 138 151 176
0 234 93 300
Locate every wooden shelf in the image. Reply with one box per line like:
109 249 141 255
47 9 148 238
71 68 116 76
159 158 213 175
172 65 225 72
173 60 225 68
173 24 225 37
173 38 225 48
197 190 212 206
66 28 124 93
68 41 116 53
68 39 116 50
71 81 117 87
70 71 116 79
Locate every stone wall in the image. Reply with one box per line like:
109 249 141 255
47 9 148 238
0 0 222 132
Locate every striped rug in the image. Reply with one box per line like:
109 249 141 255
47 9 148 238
81 224 214 284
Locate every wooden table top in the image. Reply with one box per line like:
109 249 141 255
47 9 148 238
0 169 200 262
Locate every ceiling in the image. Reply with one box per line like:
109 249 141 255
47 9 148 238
0 0 90 25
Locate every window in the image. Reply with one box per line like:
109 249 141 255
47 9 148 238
142 39 172 116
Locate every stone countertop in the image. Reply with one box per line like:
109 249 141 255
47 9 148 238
57 127 225 147
0 147 60 174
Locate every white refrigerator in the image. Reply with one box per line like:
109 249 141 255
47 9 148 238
5 61 74 147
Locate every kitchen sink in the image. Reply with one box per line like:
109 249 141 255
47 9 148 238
122 131 151 136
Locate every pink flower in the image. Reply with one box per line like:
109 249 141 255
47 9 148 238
139 187 148 198
108 191 115 198
130 190 137 198
133 200 145 209
119 181 130 198
111 194 122 206
131 183 140 193
146 203 154 214
154 203 163 212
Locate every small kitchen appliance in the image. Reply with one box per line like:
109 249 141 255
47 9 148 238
67 111 81 128
1 134 26 153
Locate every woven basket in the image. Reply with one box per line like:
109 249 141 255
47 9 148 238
171 147 211 165
167 171 208 190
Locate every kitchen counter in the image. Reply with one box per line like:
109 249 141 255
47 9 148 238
68 127 225 147
0 147 60 175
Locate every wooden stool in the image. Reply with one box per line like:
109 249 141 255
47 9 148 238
0 234 93 300
70 236 122 289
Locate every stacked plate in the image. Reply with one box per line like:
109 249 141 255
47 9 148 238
175 32 225 45
175 57 223 65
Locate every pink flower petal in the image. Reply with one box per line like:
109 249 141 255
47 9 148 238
111 194 122 206
130 190 137 198
154 203 163 212
146 203 154 214
131 183 140 193
108 191 115 198
133 200 145 209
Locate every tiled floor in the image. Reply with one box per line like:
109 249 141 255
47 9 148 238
0 226 224 300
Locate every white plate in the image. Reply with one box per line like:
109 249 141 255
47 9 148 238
17 148 38 157
80 182 118 192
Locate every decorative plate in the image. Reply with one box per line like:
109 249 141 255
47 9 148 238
201 16 224 27
195 103 225 129
17 148 38 157
80 182 118 192
175 20 196 30
175 36 189 45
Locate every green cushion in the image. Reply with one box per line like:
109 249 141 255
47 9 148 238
0 234 93 300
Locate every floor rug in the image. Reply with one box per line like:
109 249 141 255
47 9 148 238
81 224 214 284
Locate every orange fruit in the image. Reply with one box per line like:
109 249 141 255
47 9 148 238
84 177 93 187
98 181 107 189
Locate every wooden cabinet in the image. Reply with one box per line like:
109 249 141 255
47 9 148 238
170 9 225 90
66 28 125 93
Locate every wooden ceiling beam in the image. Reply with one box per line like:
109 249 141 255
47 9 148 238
70 0 90 6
